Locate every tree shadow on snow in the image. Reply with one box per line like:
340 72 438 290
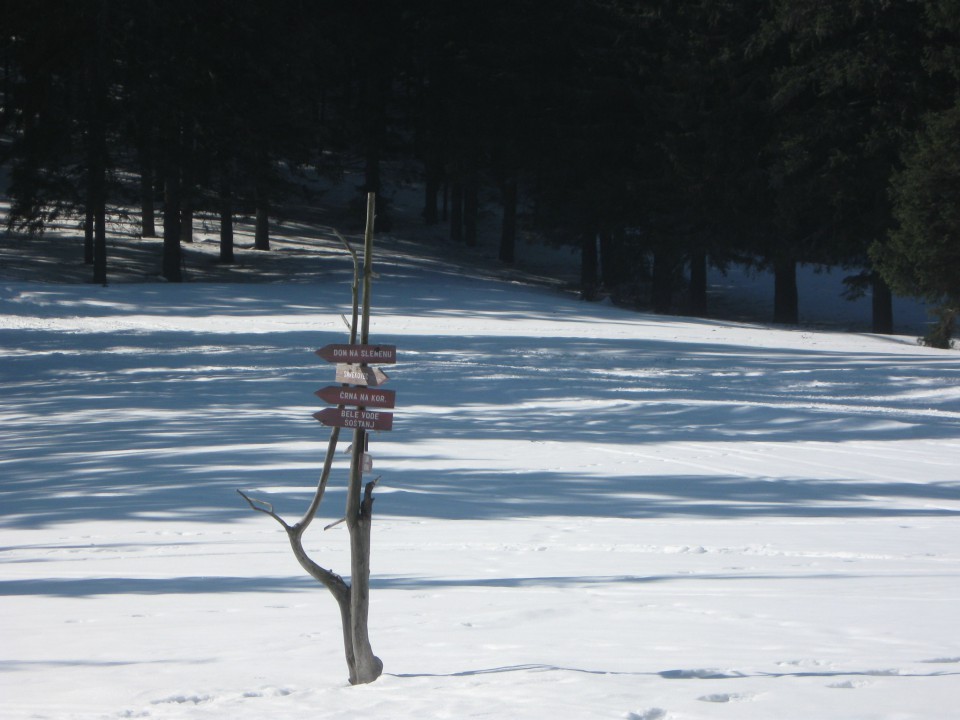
2 283 960 529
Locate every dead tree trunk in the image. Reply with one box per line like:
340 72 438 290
238 193 383 685
344 192 384 684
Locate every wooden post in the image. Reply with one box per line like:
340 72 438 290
238 194 384 685
345 192 383 684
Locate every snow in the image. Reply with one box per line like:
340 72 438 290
2 219 960 719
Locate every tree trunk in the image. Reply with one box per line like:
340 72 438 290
335 593 359 684
773 257 798 324
872 274 894 334
162 143 182 282
346 434 383 684
180 202 193 244
464 165 478 248
1 47 9 127
450 180 463 243
255 183 270 251
688 250 708 317
599 229 632 289
84 205 94 265
345 193 383 685
599 231 613 288
219 167 234 264
423 149 441 225
154 156 165 202
93 175 107 286
180 122 194 244
87 1 107 286
581 232 599 300
499 173 517 264
652 249 679 314
442 178 449 222
237 195 384 686
139 143 156 238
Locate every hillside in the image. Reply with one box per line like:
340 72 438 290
0 157 935 338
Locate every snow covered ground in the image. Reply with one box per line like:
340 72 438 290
2 217 960 719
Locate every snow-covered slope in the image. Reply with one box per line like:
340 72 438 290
2 231 959 719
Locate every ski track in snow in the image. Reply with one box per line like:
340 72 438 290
2 231 960 719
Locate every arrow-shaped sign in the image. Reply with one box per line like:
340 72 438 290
335 363 389 387
314 407 394 431
316 386 396 409
316 344 396 364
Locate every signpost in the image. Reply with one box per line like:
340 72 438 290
316 344 397 365
314 340 398 435
315 386 396 409
241 193 391 686
335 364 389 387
314 407 394 431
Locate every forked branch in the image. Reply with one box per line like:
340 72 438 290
236 489 292 532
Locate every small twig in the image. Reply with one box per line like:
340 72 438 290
324 517 346 531
333 229 358 264
334 229 361 346
237 489 292 532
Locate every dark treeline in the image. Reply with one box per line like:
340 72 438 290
1 1 958 343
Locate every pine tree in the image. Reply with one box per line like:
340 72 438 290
877 101 960 346
765 0 929 330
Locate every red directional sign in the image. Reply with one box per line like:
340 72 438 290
315 386 396 409
335 363 389 387
313 407 394 431
316 344 396 364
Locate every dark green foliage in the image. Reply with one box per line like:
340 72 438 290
876 102 960 319
922 307 957 349
762 0 931 327
0 0 956 338
630 0 774 314
869 1 960 344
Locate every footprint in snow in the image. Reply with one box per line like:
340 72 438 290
150 694 214 705
828 679 871 689
625 709 667 720
698 692 758 703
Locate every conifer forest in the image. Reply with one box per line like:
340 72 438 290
2 1 959 342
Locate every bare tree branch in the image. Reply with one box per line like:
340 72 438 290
296 426 341 531
324 517 346 531
236 489 292 532
334 229 361 346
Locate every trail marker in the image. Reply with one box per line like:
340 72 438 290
316 344 396 364
314 407 394 431
316 386 396 409
335 363 389 387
